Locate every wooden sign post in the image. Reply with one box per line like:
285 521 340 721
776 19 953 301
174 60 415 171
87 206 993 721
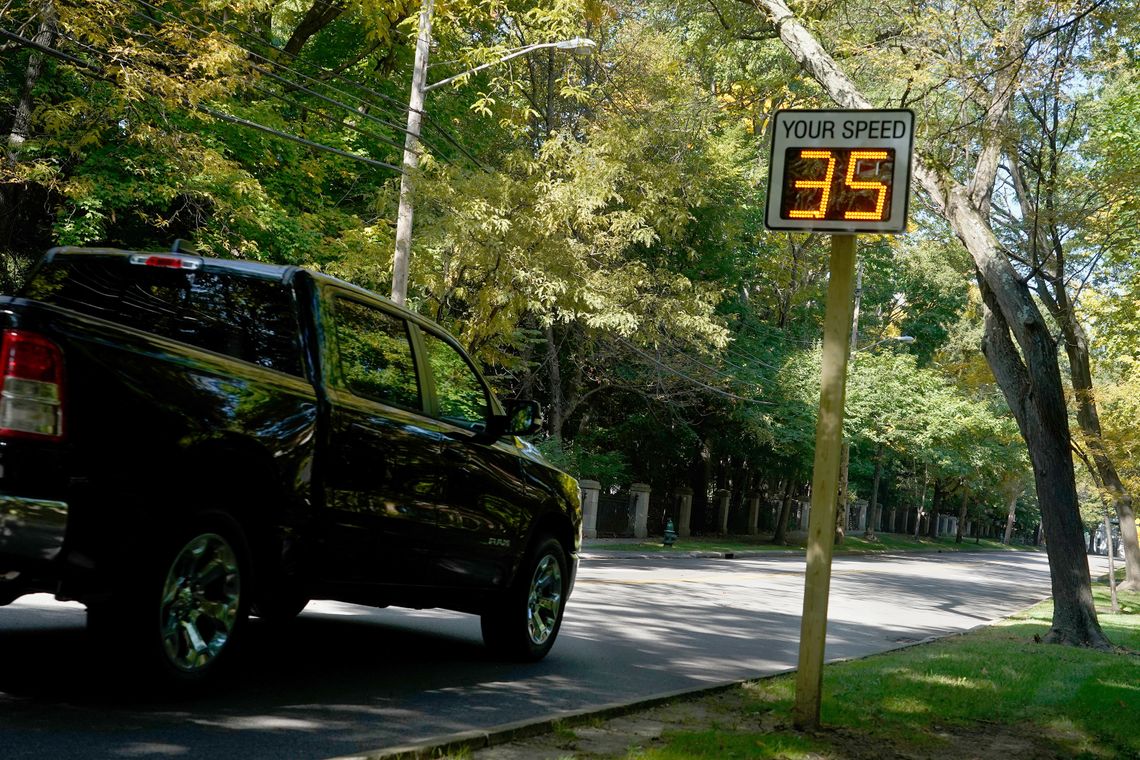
764 109 914 729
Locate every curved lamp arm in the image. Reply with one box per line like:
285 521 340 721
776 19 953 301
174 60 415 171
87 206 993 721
425 37 596 92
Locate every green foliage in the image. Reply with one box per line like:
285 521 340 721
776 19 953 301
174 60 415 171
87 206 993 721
535 436 630 488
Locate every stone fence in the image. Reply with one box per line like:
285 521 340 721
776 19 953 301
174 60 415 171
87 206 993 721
579 481 985 541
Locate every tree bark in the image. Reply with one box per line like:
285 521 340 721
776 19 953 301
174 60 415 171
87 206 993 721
1062 323 1140 591
773 477 795 545
955 489 968 544
863 444 884 540
282 0 346 58
749 0 1110 649
545 324 563 441
1009 151 1140 593
927 480 941 539
5 0 57 165
1 0 57 249
835 443 848 545
1004 490 1019 545
914 464 928 540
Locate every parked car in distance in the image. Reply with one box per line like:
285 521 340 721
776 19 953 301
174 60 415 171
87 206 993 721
0 246 581 684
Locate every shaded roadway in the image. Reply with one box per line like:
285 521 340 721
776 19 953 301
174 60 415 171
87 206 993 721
0 550 1095 759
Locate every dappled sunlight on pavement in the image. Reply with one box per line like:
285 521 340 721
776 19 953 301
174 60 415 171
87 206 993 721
0 551 1075 760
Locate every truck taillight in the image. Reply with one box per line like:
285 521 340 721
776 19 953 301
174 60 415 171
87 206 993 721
0 330 65 440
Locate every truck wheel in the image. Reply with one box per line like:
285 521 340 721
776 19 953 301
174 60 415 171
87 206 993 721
89 515 250 686
481 536 568 662
157 527 247 679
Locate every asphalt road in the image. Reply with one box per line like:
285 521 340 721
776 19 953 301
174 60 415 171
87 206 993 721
0 550 1103 759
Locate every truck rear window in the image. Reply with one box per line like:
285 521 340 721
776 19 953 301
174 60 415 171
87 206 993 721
23 256 304 376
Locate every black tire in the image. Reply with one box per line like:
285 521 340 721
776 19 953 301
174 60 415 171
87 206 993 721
481 536 568 662
88 513 251 688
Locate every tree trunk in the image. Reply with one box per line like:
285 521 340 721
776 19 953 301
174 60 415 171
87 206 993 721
545 324 563 441
749 0 1109 649
916 464 925 540
1060 322 1140 591
864 445 884 540
926 480 942 539
1004 490 1019 545
1009 109 1140 595
956 489 968 544
835 443 848 545
773 477 795 545
1104 510 1119 614
1 1 57 249
5 0 57 165
282 0 346 58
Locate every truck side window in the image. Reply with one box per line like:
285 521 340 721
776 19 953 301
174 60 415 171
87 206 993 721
333 298 421 410
421 331 489 431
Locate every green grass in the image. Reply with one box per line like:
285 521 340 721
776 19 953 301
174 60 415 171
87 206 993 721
594 532 1039 556
633 581 1140 759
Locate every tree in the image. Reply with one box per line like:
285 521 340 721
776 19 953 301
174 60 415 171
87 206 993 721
743 0 1110 647
997 20 1140 591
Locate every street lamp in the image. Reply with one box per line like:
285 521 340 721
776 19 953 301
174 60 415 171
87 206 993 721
425 38 597 93
856 334 915 352
390 0 595 305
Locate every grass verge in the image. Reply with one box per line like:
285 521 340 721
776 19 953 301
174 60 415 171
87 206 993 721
632 581 1140 759
593 533 1042 556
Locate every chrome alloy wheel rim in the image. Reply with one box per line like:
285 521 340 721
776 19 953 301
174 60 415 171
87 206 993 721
159 533 241 672
526 554 563 645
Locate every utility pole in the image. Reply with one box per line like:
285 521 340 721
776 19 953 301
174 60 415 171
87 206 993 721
391 0 433 307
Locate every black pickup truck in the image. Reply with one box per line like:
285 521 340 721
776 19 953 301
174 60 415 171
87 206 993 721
0 246 580 683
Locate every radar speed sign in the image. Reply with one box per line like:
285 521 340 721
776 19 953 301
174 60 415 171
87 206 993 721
766 110 914 233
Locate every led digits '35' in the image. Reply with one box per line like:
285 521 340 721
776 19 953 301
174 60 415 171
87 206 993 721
780 148 895 222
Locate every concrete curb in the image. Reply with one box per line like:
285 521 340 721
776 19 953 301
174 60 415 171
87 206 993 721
327 677 772 760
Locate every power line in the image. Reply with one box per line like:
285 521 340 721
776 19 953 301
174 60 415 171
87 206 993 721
123 2 418 159
617 338 772 405
200 106 401 172
3 25 403 173
124 0 489 171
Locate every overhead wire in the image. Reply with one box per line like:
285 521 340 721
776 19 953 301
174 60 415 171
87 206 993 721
121 0 427 157
124 0 489 171
615 337 772 405
3 25 403 173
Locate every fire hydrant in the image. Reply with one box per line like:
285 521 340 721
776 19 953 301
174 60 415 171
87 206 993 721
663 518 678 547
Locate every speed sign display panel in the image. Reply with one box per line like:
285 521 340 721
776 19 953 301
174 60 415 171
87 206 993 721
765 109 914 233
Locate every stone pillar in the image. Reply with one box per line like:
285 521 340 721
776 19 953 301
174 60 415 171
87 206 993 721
676 486 693 538
799 500 811 530
715 489 731 535
855 500 867 531
747 493 761 535
631 483 651 539
580 480 600 539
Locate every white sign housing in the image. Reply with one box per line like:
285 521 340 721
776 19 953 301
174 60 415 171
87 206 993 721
765 109 915 234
